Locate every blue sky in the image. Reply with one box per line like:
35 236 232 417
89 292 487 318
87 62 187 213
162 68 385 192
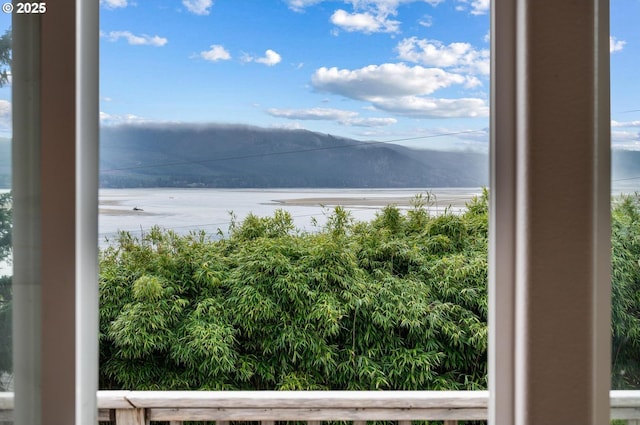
0 0 639 151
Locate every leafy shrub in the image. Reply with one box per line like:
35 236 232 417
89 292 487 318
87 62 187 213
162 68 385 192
99 195 489 390
612 194 640 389
93 190 640 391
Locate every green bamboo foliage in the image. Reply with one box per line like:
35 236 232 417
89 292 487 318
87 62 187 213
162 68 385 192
99 193 490 391
90 191 640 390
0 187 637 394
612 194 640 389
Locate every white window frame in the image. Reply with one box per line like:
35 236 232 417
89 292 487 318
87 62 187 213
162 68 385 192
10 1 611 424
489 1 610 423
12 2 98 424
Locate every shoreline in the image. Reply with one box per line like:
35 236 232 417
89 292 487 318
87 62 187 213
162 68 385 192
98 188 482 216
270 196 474 208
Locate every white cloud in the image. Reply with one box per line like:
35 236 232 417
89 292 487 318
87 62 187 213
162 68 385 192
396 37 489 75
311 63 487 118
469 0 489 15
612 130 640 149
418 15 433 28
612 120 640 128
183 0 213 15
464 76 482 88
287 0 442 12
455 0 489 15
287 0 443 33
330 9 400 33
271 122 306 130
613 130 640 140
100 0 128 9
103 31 168 47
367 96 489 118
267 107 397 127
286 0 324 12
255 49 282 66
100 111 150 125
346 117 398 127
268 107 358 121
243 49 282 66
610 36 626 53
312 63 467 99
200 45 231 62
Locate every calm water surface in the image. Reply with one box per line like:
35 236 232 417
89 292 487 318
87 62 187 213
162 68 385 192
98 188 482 245
2 183 640 274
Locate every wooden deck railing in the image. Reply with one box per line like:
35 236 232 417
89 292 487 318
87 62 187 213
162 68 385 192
1 390 640 424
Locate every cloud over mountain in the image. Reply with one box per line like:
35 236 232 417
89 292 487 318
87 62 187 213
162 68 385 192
267 107 397 127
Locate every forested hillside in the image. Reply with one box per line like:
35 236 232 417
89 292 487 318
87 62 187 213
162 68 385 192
99 124 489 188
3 130 640 189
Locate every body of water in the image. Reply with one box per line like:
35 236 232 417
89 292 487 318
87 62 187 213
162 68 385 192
98 187 482 245
2 182 640 275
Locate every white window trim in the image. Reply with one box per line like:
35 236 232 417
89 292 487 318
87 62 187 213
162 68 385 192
12 2 99 424
489 1 610 424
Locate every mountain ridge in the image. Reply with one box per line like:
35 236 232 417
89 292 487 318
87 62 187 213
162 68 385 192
5 127 640 189
99 124 489 188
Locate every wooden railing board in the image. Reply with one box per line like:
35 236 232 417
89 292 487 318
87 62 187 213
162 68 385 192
612 391 640 407
612 408 640 420
100 390 136 409
0 393 11 410
115 408 145 425
2 390 640 423
123 390 489 409
146 407 488 421
98 408 113 422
